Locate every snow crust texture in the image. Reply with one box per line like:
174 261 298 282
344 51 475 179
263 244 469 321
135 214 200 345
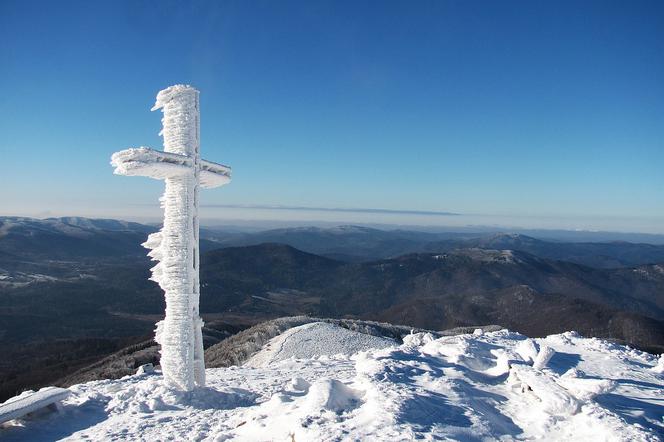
245 322 396 367
3 325 663 441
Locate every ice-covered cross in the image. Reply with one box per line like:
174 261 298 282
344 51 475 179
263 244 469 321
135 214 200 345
111 85 231 391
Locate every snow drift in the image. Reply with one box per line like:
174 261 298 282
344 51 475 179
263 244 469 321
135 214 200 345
2 324 663 441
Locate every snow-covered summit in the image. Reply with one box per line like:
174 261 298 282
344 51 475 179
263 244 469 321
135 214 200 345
2 324 663 441
245 321 396 367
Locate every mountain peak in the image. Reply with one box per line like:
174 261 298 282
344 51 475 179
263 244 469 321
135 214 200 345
451 248 525 264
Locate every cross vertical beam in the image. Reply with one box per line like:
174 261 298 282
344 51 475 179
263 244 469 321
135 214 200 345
111 85 231 391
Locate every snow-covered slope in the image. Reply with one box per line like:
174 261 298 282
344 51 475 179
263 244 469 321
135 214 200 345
245 322 396 367
2 324 663 441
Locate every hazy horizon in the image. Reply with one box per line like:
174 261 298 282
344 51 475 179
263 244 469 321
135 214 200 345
2 205 664 237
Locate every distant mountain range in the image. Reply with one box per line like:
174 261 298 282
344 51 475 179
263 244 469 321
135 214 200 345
1 216 664 400
200 243 664 348
206 224 664 268
4 217 664 268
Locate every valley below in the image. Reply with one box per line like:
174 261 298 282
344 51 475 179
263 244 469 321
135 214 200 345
1 217 664 402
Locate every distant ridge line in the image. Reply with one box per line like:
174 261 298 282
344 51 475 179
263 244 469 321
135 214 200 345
200 204 461 217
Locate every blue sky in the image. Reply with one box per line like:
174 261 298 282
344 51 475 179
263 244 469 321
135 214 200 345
1 0 662 232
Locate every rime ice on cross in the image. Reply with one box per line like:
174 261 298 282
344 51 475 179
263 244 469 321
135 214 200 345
111 85 231 391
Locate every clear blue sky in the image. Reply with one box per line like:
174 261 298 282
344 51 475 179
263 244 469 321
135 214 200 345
1 0 662 232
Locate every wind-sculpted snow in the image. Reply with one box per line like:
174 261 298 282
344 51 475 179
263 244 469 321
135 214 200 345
110 147 193 179
142 85 203 392
3 326 663 441
111 85 231 392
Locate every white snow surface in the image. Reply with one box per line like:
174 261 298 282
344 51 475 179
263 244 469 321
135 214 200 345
0 387 69 425
2 326 663 441
245 322 396 367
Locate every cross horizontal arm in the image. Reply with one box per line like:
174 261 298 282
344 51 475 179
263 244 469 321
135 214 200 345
199 160 232 188
111 147 192 180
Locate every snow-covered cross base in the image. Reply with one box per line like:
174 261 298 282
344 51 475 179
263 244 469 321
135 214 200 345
111 85 231 391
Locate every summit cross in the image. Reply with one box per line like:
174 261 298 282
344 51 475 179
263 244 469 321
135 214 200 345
111 85 231 391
